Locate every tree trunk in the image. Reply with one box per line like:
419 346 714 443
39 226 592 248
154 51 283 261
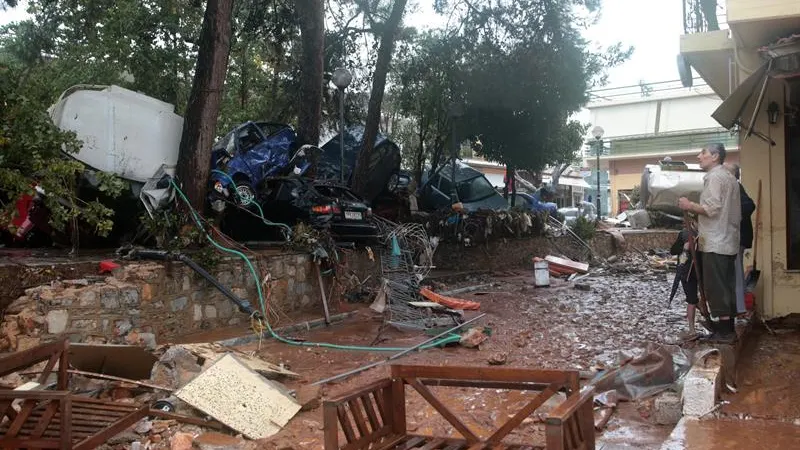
176 0 234 211
351 0 408 194
294 0 324 147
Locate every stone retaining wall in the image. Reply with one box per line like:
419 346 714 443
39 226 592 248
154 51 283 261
432 229 679 272
0 251 378 352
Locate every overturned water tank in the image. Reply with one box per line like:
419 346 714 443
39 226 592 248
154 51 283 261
640 161 705 215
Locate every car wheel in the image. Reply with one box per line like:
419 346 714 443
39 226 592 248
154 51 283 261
232 176 255 206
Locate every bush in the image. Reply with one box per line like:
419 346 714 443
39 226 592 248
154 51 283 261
569 216 596 241
0 64 122 238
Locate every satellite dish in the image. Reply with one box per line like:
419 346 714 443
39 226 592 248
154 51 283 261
677 54 693 88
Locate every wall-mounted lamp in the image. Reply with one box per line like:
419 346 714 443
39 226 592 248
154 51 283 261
767 101 780 125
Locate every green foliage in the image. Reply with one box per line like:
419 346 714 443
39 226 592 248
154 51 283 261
390 0 632 175
630 184 641 206
0 64 121 237
569 215 596 241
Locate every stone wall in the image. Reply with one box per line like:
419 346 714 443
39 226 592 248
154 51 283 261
0 251 375 352
432 229 679 272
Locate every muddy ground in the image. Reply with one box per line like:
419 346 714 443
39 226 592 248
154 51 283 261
244 264 699 449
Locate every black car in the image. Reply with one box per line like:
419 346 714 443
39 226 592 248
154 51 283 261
256 177 379 241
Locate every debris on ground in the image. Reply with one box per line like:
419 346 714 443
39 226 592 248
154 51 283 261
545 255 589 274
459 326 490 348
175 354 301 439
487 351 508 365
420 287 481 310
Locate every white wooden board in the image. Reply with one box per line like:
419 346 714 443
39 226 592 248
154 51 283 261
175 354 301 439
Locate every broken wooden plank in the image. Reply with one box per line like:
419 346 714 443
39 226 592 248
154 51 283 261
544 255 589 274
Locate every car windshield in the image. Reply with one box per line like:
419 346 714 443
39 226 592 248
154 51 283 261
457 176 497 202
314 185 360 201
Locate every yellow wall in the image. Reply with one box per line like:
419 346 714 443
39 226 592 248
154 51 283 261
608 153 740 216
736 57 800 318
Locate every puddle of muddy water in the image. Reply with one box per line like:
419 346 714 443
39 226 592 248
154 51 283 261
662 418 800 450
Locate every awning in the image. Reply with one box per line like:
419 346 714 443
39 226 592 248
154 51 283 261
541 176 591 189
558 177 591 189
711 61 770 130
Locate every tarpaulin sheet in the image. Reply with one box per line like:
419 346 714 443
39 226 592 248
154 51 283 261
589 345 692 401
318 126 401 201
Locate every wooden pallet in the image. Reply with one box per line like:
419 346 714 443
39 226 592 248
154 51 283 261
0 338 149 449
323 365 595 450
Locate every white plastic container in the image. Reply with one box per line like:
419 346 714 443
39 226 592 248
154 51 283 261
49 85 183 182
534 260 550 287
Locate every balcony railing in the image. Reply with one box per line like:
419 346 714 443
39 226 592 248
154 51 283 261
683 0 728 34
581 130 739 159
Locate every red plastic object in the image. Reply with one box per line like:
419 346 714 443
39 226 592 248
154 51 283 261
744 292 755 311
99 260 121 274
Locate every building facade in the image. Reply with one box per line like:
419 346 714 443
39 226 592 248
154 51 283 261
584 89 740 216
679 0 800 317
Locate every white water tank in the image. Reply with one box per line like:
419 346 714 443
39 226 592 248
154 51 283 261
640 162 705 215
49 85 183 182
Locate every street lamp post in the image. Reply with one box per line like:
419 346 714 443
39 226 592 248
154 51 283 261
332 68 353 184
591 126 605 218
448 102 463 204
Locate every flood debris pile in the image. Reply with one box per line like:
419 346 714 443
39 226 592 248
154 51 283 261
414 208 548 246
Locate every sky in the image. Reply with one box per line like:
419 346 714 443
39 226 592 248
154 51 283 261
2 0 684 90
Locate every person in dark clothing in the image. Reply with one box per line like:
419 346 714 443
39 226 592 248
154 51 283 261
670 225 700 336
725 163 755 313
697 0 720 31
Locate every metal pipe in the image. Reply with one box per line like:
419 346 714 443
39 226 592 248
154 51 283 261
595 139 602 217
339 87 346 184
316 263 331 324
131 249 256 316
310 313 487 386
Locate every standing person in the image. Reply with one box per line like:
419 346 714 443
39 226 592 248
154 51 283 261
678 143 740 342
669 222 700 338
725 163 755 314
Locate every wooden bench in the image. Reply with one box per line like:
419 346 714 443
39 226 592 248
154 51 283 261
323 365 595 450
0 338 148 449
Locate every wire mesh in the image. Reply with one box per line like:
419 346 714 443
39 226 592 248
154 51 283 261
373 216 455 330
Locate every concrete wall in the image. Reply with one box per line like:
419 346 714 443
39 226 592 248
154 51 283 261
588 92 725 139
0 252 376 352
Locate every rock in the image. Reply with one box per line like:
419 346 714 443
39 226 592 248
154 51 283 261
574 283 591 292
488 352 508 366
193 432 243 450
151 434 163 444
295 385 322 412
46 309 69 334
151 420 176 434
459 327 489 348
652 391 682 425
150 347 202 389
107 431 139 445
170 432 194 450
134 419 153 435
111 387 134 401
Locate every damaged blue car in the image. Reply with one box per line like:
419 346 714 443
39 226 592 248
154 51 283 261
208 121 317 210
